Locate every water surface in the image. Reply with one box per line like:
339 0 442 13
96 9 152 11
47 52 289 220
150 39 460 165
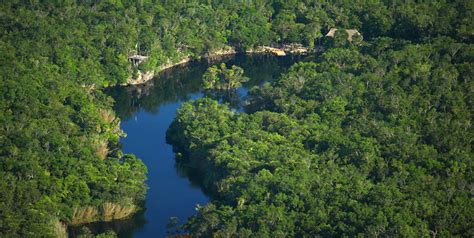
103 54 303 237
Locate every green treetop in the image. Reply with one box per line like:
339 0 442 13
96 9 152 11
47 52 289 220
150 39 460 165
203 63 249 93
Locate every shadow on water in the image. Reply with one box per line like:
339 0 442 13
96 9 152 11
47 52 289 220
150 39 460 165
106 54 304 119
81 54 306 238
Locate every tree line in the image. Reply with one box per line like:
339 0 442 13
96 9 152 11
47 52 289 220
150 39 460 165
168 37 473 237
0 0 472 237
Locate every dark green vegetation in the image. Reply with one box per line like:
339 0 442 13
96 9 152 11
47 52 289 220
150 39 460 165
168 40 473 237
1 0 473 237
2 1 472 86
0 11 150 238
166 2 474 237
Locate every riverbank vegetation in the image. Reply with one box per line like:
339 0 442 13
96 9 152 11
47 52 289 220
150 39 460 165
2 1 471 86
1 0 472 237
168 38 473 236
166 1 473 235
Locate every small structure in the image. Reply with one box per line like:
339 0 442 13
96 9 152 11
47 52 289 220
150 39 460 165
128 55 149 66
325 28 362 41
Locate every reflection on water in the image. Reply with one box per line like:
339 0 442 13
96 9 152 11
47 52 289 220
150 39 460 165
92 54 304 237
107 54 303 120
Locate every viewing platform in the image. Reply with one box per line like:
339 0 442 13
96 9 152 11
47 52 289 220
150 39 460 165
128 55 149 66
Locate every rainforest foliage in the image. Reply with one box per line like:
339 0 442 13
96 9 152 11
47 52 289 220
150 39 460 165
166 1 473 235
2 0 472 86
168 39 473 237
1 0 473 237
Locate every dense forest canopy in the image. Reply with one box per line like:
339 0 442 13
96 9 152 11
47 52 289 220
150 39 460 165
168 39 473 236
1 0 472 87
0 0 472 237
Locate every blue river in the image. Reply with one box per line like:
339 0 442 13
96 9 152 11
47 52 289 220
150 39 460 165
80 54 303 237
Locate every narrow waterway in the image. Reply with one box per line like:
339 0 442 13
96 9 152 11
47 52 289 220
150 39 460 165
101 54 303 237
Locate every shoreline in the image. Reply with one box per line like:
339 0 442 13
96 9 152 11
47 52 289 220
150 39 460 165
122 45 310 86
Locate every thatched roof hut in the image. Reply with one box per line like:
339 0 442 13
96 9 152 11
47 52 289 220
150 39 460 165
325 28 362 41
